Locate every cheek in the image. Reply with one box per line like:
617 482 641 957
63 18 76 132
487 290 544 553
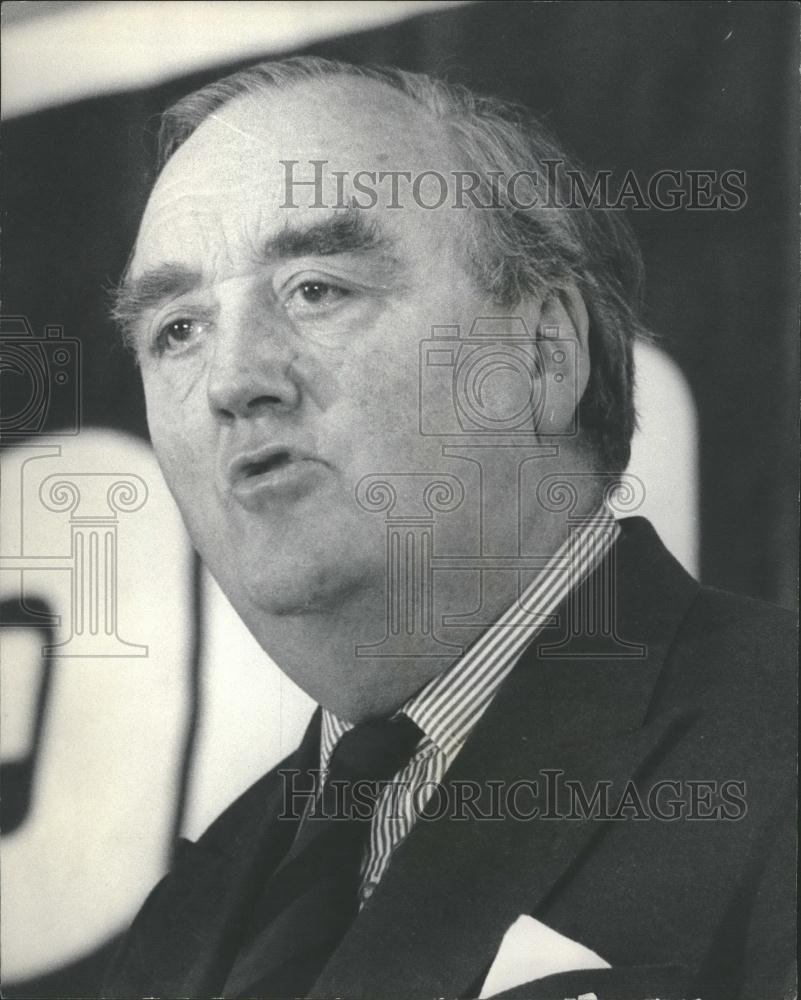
348 347 418 441
351 324 419 404
334 351 439 479
142 379 211 494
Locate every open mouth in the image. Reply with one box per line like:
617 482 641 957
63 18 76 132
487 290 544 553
228 447 322 505
242 450 293 479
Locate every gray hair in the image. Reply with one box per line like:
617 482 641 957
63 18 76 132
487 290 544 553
156 55 648 471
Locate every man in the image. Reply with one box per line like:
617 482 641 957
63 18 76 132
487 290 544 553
104 57 795 999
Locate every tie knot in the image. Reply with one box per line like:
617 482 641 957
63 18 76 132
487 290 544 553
328 713 422 786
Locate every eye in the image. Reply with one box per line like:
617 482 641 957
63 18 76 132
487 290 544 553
154 318 206 355
287 280 352 313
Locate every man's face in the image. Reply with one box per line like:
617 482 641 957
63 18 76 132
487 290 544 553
128 78 497 631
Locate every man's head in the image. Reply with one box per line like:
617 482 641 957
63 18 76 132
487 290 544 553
114 57 645 640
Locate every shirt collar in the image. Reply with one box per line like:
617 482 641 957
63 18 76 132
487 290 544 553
321 503 618 772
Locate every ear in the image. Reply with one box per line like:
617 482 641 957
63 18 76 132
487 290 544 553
532 282 591 436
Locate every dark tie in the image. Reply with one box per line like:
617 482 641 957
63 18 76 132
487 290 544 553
224 713 422 998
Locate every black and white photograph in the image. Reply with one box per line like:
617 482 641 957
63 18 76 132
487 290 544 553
1 2 798 998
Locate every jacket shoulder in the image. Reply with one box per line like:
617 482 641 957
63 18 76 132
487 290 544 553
660 584 797 742
678 584 796 668
197 709 321 853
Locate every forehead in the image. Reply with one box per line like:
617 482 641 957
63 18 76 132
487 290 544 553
131 77 463 280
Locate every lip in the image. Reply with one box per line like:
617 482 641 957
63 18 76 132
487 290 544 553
226 444 325 507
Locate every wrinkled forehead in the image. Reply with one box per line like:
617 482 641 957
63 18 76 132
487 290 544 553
130 77 464 280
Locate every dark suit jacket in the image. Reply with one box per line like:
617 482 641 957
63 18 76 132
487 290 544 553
104 518 796 1000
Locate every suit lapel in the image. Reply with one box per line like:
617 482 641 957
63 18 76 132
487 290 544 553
106 710 322 999
312 518 701 999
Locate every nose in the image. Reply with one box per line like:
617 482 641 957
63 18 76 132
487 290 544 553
206 309 301 422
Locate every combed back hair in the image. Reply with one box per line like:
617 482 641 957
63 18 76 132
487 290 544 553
155 55 648 471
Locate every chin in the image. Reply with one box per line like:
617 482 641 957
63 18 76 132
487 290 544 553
236 556 376 619
202 516 386 620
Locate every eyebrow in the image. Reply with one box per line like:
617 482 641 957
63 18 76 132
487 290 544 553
112 263 201 346
268 207 390 260
112 207 396 347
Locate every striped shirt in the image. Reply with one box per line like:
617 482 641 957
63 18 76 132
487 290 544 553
319 503 618 903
